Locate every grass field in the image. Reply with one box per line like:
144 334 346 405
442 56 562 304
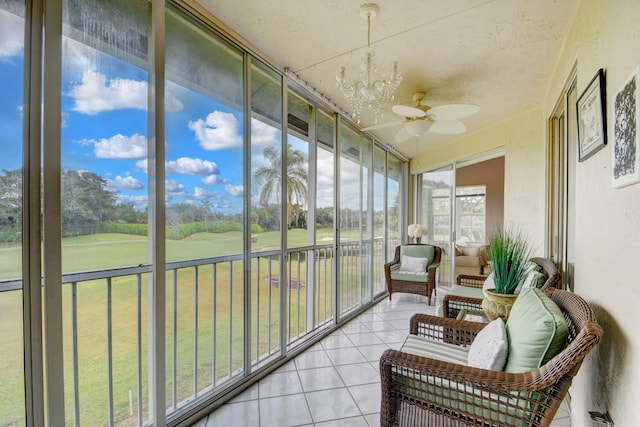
0 228 366 426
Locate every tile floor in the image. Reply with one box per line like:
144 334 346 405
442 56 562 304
192 286 572 427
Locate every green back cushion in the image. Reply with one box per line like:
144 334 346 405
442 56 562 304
504 288 568 373
400 245 434 265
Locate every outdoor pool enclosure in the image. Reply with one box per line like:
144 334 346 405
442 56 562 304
0 0 405 425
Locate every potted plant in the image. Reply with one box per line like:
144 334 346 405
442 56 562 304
407 223 428 244
481 226 533 321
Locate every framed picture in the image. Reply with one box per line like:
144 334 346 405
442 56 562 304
577 68 607 161
612 66 640 188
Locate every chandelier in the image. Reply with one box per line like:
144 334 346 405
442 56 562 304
336 3 402 124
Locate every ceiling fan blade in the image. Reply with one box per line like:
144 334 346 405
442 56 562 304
392 104 426 118
361 120 404 131
428 104 480 121
429 119 466 134
395 126 412 143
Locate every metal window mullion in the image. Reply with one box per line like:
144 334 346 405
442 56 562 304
42 0 65 423
307 108 317 330
334 117 341 321
280 75 288 355
383 153 389 261
22 0 45 425
147 0 166 425
243 53 251 376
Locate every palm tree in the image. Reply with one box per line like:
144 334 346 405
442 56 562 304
254 144 307 230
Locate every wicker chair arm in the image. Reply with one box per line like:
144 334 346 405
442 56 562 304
531 257 561 290
383 259 400 271
409 313 485 345
456 274 486 288
426 261 440 272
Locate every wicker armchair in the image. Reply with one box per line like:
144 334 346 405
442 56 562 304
442 257 561 318
384 244 442 305
380 288 603 427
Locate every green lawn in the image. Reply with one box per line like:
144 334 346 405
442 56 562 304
0 228 352 426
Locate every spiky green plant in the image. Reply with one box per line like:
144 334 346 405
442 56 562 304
488 227 533 294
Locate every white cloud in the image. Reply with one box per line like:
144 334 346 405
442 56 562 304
80 133 147 159
189 111 242 150
202 175 219 185
225 184 244 197
194 187 223 200
137 157 220 185
136 159 149 173
251 119 280 148
67 70 183 115
0 11 23 59
165 179 186 194
116 194 148 210
106 175 144 191
166 157 219 177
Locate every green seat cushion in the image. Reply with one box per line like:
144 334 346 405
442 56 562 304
400 335 469 365
390 270 428 282
446 284 484 299
504 288 568 373
400 245 435 265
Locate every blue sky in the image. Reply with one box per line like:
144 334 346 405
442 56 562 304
0 8 284 214
0 8 375 216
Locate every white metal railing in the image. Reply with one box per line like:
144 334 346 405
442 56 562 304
0 238 395 425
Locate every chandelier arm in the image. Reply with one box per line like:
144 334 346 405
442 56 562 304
336 3 401 124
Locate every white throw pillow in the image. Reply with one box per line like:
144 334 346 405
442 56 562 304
468 318 508 371
400 255 428 273
461 246 481 257
482 273 495 297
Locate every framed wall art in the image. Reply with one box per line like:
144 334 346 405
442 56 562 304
612 66 640 188
577 68 606 161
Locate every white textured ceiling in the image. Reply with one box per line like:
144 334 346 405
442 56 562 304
198 0 578 158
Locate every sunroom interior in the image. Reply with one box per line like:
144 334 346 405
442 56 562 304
1 0 638 426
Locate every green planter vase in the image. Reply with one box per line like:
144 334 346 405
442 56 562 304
482 289 518 322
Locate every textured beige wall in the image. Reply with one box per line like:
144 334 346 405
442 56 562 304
544 0 640 425
412 1 640 424
411 109 547 251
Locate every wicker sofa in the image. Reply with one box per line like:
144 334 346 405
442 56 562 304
379 288 603 427
442 257 561 318
384 244 442 305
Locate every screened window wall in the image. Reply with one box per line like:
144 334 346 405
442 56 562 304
0 0 406 425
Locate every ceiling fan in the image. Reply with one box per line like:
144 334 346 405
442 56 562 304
361 92 480 142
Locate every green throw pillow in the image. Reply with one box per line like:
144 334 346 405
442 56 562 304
504 288 568 373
